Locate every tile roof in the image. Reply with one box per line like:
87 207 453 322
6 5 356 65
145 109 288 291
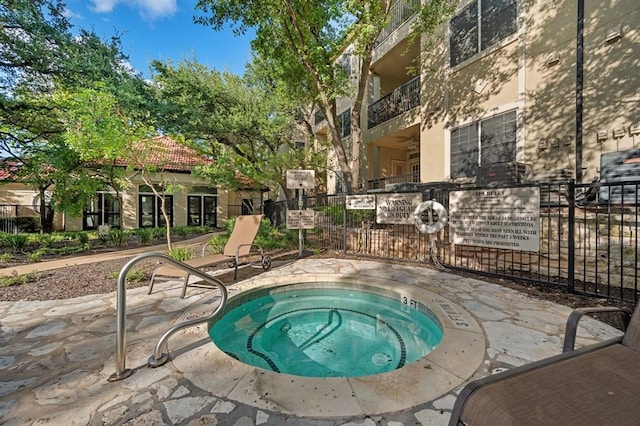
0 137 264 190
126 135 216 172
0 161 21 181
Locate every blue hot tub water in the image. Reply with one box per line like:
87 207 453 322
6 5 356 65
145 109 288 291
208 286 444 378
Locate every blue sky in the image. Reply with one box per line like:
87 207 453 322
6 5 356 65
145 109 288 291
63 0 254 78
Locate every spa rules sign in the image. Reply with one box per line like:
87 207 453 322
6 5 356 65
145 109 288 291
376 193 422 224
449 187 540 251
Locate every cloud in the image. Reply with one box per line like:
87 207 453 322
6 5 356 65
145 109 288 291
62 7 84 20
90 0 177 20
91 0 118 13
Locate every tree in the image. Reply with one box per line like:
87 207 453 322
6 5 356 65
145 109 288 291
194 0 456 193
150 58 326 199
1 0 155 230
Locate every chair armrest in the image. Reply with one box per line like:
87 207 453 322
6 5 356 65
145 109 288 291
201 243 219 257
563 307 631 352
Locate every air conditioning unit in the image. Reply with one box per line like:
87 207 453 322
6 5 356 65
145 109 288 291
534 169 572 207
476 162 531 187
599 149 640 204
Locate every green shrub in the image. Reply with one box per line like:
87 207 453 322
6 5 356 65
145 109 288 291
172 226 190 236
36 234 53 248
0 252 12 263
135 228 154 244
152 227 166 240
75 232 89 245
168 246 193 262
27 250 45 262
255 219 298 250
108 268 148 283
53 243 90 255
5 234 28 252
108 229 128 247
0 272 39 287
205 234 226 254
320 205 345 225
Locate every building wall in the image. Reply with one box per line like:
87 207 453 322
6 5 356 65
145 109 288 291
0 171 251 232
359 0 640 187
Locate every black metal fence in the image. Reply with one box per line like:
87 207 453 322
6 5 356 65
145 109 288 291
0 205 42 234
268 179 640 304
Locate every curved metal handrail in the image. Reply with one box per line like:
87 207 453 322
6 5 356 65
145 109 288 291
108 252 228 382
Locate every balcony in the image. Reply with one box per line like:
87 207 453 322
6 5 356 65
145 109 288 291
368 76 420 129
374 0 420 48
366 173 420 191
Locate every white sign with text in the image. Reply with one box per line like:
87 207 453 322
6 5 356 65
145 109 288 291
376 193 422 225
346 194 376 210
449 187 540 251
286 169 315 189
286 209 315 229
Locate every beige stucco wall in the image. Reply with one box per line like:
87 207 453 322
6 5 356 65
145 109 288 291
359 0 640 186
0 170 256 232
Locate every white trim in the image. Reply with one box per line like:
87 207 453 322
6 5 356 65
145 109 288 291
448 102 520 128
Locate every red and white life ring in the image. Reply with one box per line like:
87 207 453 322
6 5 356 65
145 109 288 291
413 200 448 234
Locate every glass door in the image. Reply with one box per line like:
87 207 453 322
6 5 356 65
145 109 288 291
139 195 155 228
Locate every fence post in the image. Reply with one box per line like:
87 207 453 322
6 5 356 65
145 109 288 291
343 196 347 254
567 180 576 293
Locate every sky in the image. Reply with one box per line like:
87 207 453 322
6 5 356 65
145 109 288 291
63 0 255 78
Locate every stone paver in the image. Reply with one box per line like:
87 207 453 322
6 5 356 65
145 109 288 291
0 257 623 425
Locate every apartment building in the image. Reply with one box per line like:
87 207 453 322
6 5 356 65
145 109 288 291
316 0 639 193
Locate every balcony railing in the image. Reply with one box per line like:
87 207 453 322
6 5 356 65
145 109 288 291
366 173 420 190
368 76 420 129
374 0 420 47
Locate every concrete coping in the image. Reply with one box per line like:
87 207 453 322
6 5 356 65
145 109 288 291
172 273 485 418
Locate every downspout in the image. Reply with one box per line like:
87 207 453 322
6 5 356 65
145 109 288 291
575 0 584 183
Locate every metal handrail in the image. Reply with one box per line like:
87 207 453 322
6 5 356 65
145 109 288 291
108 252 228 382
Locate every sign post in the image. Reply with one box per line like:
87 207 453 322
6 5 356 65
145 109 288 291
286 169 315 257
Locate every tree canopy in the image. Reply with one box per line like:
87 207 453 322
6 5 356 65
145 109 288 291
195 0 457 192
0 0 155 229
150 57 327 197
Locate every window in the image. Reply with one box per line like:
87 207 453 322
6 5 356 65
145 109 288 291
83 192 120 230
336 54 352 76
338 109 351 138
241 199 253 215
334 171 347 194
314 109 326 125
188 186 218 227
450 0 517 67
411 163 421 182
138 185 174 228
450 109 517 178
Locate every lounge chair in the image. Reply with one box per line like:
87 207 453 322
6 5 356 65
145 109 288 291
148 215 271 298
449 305 637 426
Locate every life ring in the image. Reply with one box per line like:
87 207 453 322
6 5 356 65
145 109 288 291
413 200 448 234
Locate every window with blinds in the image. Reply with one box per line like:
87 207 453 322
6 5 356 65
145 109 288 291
450 109 517 178
450 0 517 67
